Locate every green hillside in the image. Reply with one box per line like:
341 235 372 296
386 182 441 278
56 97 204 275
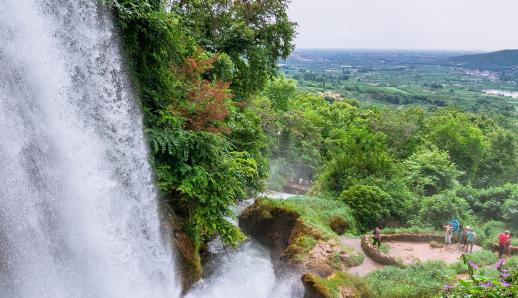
449 49 518 69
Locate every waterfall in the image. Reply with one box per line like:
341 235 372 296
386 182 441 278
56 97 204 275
0 0 179 297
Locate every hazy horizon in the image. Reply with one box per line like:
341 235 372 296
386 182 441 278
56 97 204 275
288 0 518 51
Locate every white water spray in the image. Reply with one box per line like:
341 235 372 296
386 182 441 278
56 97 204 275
0 0 179 297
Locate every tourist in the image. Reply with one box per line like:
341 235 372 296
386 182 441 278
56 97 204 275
461 226 468 249
443 223 453 245
498 230 511 258
466 227 476 252
373 225 382 248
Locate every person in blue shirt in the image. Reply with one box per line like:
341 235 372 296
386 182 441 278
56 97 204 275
465 227 477 252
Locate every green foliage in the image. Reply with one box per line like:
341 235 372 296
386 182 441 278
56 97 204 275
366 261 451 298
458 184 518 223
316 126 394 195
381 226 437 235
108 0 296 250
403 147 462 196
305 272 372 298
475 129 518 188
444 254 518 297
263 76 297 112
149 127 259 246
340 185 392 230
260 196 358 237
424 110 488 181
370 107 425 159
417 190 472 228
168 0 297 99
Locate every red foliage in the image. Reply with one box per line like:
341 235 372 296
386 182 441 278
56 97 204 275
173 51 233 134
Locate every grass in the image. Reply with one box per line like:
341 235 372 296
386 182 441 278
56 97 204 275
382 226 437 235
258 196 363 266
379 243 390 254
366 261 451 298
304 272 372 298
505 256 518 268
447 250 498 274
260 195 358 237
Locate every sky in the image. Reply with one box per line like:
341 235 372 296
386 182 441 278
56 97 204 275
288 0 518 51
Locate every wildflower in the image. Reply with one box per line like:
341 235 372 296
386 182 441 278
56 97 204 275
443 283 452 291
479 281 493 287
500 280 511 287
501 269 510 278
496 258 505 269
468 260 478 270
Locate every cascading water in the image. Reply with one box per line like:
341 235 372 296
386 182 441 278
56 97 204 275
0 0 179 297
186 199 303 298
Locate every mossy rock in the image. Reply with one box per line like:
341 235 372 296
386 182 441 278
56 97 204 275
167 213 203 293
330 216 349 235
302 272 372 298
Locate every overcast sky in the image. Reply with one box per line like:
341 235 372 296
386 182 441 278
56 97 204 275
288 0 518 51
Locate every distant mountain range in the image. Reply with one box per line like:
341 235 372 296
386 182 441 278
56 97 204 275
449 49 518 70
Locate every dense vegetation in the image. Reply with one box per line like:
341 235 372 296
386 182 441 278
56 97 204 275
106 0 517 295
259 78 517 232
106 0 296 258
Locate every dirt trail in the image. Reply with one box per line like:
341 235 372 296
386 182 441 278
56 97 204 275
387 241 481 265
340 237 383 277
340 237 483 276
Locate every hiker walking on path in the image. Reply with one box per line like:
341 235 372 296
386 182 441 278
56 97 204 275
443 223 453 245
373 225 382 248
465 227 476 252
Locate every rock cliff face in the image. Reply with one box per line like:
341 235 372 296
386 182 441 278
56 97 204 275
166 213 203 294
239 199 369 297
239 200 360 274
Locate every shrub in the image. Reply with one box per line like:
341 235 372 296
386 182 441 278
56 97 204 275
417 190 472 228
340 185 392 230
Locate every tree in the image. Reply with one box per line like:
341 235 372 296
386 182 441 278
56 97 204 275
475 129 518 188
424 110 488 181
263 76 297 112
417 191 472 228
403 147 462 196
340 185 392 230
315 126 394 195
169 0 297 99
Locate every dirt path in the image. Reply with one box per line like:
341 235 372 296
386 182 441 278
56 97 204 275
340 237 483 276
340 237 383 277
387 241 481 265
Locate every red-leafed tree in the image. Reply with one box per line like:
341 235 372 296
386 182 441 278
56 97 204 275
173 51 233 134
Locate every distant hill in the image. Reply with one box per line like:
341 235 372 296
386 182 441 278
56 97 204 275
449 49 518 70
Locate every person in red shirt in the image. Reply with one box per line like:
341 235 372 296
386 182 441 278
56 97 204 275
498 230 511 258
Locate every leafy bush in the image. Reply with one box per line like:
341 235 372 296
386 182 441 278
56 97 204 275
366 261 450 298
403 147 462 196
340 185 392 230
458 184 518 221
417 190 472 228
